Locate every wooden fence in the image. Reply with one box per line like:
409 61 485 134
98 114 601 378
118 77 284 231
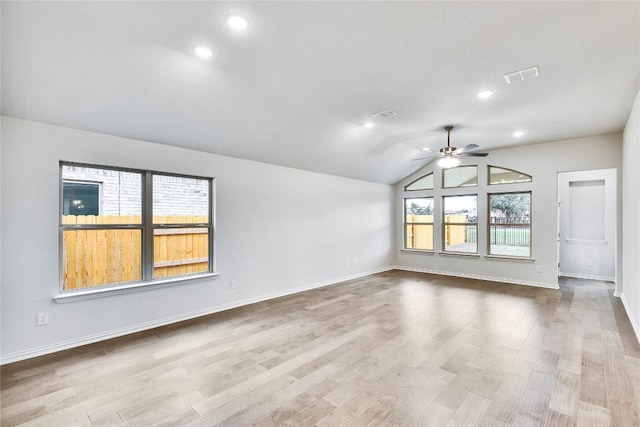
62 215 209 290
406 214 471 250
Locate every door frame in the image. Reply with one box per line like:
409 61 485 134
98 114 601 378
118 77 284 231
556 168 619 293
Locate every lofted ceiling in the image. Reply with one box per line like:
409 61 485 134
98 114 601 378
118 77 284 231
2 1 639 184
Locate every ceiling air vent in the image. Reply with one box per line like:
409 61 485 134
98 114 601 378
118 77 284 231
370 109 397 119
504 66 539 84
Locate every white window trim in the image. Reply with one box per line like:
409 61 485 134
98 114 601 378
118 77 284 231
53 272 220 303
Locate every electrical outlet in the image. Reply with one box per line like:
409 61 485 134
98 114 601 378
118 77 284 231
230 280 237 289
37 312 49 326
536 265 542 273
586 260 593 267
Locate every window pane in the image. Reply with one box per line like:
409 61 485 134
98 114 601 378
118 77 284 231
406 224 433 250
62 229 142 290
489 192 531 257
443 166 477 188
444 225 477 253
153 228 209 278
444 195 477 222
490 226 531 257
153 175 209 224
63 182 100 215
61 165 142 223
405 198 433 222
405 173 434 191
489 193 530 224
489 166 532 185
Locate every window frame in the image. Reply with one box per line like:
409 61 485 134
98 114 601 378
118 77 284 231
442 194 478 254
403 197 434 252
58 161 216 296
487 191 532 259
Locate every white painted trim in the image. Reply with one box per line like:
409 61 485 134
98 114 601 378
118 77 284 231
621 294 640 345
614 291 623 297
1 267 394 365
558 272 615 282
54 272 221 304
394 265 559 290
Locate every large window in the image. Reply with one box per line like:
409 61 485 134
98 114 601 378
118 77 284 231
443 195 477 253
60 163 213 291
404 198 434 250
488 192 531 257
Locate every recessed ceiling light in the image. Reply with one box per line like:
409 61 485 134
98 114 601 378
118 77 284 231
513 130 525 137
363 122 374 129
194 46 213 59
477 90 494 99
226 13 249 31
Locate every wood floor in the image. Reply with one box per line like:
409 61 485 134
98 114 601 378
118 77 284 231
2 270 640 426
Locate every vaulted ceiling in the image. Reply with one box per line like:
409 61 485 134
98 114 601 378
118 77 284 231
2 1 638 184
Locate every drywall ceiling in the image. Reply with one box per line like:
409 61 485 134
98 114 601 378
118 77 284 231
2 1 638 184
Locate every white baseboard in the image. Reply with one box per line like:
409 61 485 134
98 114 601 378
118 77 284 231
559 272 615 282
620 293 640 345
1 266 394 365
393 265 559 290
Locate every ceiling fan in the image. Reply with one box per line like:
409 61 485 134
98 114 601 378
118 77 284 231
413 126 488 168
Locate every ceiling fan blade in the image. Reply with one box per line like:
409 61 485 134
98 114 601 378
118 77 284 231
412 155 437 161
457 152 489 157
456 144 479 153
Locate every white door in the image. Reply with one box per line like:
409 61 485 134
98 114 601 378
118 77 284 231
558 169 616 281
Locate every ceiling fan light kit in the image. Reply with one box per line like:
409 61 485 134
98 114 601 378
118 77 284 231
437 156 460 169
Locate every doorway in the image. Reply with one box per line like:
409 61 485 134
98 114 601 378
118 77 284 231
557 169 616 282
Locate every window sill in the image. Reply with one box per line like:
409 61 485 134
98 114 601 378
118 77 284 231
401 249 436 255
484 255 535 262
438 252 480 258
53 272 220 304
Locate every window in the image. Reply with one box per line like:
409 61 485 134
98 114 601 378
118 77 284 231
404 173 434 191
63 181 101 215
443 195 477 253
488 192 531 257
60 163 213 291
443 166 478 188
488 166 532 185
404 198 434 250
152 174 211 279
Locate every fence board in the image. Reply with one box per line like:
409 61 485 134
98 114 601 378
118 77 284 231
62 215 210 289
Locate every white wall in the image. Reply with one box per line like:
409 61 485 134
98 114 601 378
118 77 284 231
0 117 394 362
623 89 640 341
395 133 623 289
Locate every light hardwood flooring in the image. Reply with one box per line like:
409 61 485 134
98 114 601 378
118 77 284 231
2 270 640 426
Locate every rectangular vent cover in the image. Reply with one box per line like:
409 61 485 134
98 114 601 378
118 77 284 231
504 66 539 84
370 109 397 119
